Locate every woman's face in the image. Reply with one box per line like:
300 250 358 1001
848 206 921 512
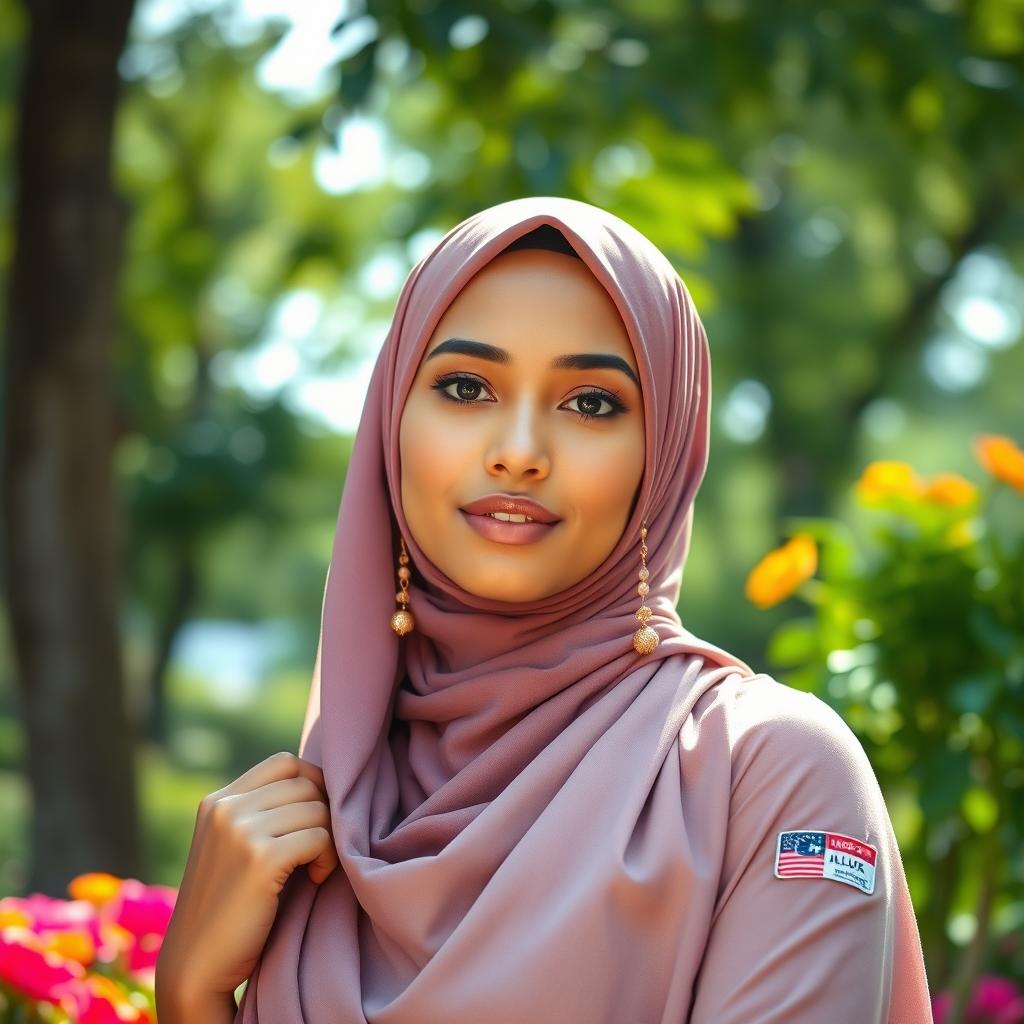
398 247 646 603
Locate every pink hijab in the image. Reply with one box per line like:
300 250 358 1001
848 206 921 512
236 196 932 1022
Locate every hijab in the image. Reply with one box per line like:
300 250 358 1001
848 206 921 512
234 196 931 1022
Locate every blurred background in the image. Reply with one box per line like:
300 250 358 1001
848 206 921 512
1 0 1022 1018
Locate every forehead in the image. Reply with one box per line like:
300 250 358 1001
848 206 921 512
430 249 637 364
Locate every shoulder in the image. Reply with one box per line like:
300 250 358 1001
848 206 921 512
689 671 881 806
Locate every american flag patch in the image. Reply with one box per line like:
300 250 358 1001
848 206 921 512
774 829 878 895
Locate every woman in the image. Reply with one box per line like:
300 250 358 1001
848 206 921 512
155 197 934 1022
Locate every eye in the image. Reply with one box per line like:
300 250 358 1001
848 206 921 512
430 373 495 405
430 373 627 422
562 390 627 423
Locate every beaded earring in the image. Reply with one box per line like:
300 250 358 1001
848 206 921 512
390 535 415 636
632 523 659 655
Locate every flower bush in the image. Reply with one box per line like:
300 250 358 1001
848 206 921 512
745 432 1024 1018
932 974 1024 1023
0 873 174 1023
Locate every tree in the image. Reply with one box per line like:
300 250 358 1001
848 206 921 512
2 0 141 893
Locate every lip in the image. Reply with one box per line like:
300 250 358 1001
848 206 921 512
459 494 561 524
459 509 559 545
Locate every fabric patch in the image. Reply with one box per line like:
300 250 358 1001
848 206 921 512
774 829 877 895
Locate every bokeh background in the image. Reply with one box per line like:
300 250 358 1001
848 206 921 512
1 0 1022 1020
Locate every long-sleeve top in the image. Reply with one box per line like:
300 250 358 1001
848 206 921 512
684 674 933 1022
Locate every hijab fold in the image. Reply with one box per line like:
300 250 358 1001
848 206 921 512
234 196 847 1023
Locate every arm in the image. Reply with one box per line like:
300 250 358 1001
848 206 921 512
155 979 236 1024
688 688 932 1023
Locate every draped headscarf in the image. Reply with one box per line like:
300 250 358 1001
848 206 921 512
234 196 931 1022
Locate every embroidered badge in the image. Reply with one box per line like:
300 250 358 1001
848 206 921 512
774 829 877 895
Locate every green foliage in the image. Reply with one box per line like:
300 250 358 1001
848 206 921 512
760 452 1024 996
1 4 1022 1015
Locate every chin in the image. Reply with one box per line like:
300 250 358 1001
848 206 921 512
453 567 554 604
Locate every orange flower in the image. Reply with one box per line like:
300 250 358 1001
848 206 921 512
745 534 818 609
68 872 123 907
0 907 32 929
974 434 1024 493
854 460 924 504
922 472 978 507
41 929 95 967
58 972 153 1023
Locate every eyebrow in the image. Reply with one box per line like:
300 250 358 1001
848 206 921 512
424 337 640 387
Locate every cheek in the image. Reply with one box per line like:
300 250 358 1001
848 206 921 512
561 426 645 522
399 398 475 509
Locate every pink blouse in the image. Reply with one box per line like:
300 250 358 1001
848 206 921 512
684 674 933 1022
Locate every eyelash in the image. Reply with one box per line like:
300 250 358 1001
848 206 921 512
430 372 628 423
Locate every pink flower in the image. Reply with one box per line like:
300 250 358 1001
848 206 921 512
107 879 176 972
0 926 85 1003
56 972 153 1023
0 892 109 967
0 877 173 1017
933 975 1024 1024
2 892 97 932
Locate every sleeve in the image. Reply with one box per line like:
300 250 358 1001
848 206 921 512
687 686 933 1024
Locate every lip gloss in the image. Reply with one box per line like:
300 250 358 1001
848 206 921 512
459 510 559 546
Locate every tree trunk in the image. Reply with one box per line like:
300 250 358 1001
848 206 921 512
1 0 140 895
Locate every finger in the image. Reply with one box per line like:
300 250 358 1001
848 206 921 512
259 801 332 840
238 776 325 814
270 827 339 885
217 751 300 797
221 752 327 801
291 757 328 802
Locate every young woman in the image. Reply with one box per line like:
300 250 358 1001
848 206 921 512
156 197 934 1023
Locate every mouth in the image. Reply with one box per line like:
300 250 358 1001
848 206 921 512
458 509 560 546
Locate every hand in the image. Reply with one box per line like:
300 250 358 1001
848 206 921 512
155 751 339 1006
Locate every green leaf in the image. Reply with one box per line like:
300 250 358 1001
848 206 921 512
338 39 378 110
777 664 822 694
961 787 999 833
780 515 859 580
766 618 819 667
968 605 1017 657
915 745 971 819
949 670 1003 714
998 710 1024 743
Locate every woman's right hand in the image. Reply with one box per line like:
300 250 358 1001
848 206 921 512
155 751 340 1011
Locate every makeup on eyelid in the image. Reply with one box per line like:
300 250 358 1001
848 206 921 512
423 337 641 389
429 372 628 422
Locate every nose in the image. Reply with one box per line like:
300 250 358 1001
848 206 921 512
485 395 551 481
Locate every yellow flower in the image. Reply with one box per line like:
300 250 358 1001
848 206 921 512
98 918 135 954
58 974 149 1023
745 534 818 609
854 460 924 504
0 907 32 928
922 472 978 507
42 929 96 966
974 433 1024 493
68 872 123 906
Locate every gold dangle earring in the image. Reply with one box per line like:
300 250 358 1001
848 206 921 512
390 535 415 636
633 522 659 655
